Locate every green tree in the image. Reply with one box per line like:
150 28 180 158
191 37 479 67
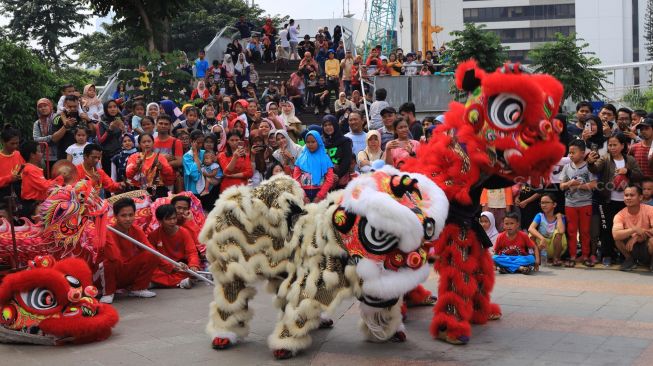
645 0 653 60
0 41 58 137
529 33 607 102
87 0 191 53
118 47 193 105
0 0 89 66
443 23 509 73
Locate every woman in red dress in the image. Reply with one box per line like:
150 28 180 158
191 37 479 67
125 133 175 198
217 131 253 193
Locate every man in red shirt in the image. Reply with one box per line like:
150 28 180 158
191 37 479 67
629 118 653 179
100 198 159 304
18 142 64 218
492 212 540 274
149 204 200 289
171 195 204 254
153 114 183 170
76 144 123 193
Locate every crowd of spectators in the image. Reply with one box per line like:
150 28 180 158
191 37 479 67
1 17 651 304
485 102 653 274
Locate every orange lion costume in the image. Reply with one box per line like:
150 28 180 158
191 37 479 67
403 60 566 344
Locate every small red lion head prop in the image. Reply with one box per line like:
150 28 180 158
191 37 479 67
0 256 119 345
452 59 566 184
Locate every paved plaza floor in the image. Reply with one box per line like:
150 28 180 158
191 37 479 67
1 265 652 366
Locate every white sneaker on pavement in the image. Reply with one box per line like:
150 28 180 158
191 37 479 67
178 278 193 289
128 289 157 298
99 294 114 304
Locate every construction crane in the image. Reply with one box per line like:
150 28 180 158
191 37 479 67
363 0 397 59
363 0 442 58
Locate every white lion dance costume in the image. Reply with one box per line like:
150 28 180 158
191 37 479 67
200 167 449 359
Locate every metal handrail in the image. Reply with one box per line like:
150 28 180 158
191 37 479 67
359 68 371 124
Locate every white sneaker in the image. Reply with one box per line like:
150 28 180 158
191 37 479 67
325 108 330 114
128 289 157 298
99 294 114 304
178 278 193 289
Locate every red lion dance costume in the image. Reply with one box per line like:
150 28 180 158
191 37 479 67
403 60 565 344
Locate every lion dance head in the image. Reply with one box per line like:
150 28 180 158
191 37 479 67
0 256 119 345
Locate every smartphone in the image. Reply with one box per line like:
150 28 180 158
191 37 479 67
590 143 599 153
261 111 268 118
237 142 244 149
223 101 230 111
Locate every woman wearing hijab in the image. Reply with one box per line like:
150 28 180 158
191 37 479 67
294 131 336 203
222 54 236 80
226 39 243 63
81 84 103 121
235 53 250 86
480 211 500 247
273 129 302 173
146 102 160 119
265 102 285 130
111 134 137 186
97 100 126 174
357 130 384 173
191 80 210 101
321 115 353 189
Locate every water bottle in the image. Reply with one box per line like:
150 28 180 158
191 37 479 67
540 249 548 267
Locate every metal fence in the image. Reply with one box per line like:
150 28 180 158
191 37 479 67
374 75 454 112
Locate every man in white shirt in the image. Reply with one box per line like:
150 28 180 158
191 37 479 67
288 19 300 60
403 53 420 76
279 23 290 54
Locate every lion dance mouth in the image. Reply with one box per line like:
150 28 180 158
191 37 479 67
0 256 119 345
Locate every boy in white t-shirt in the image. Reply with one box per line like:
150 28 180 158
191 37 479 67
66 126 89 166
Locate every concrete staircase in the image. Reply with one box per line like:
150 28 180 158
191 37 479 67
255 60 326 126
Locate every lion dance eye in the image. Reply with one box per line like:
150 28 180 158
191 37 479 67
21 288 58 311
358 217 399 255
423 218 436 240
488 93 525 130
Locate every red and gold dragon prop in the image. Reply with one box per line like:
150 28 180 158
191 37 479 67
403 60 566 344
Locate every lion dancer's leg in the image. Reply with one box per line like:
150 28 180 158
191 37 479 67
470 235 502 324
207 276 257 350
430 224 476 345
268 299 323 359
359 300 406 343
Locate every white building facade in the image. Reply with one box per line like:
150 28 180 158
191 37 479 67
396 0 650 100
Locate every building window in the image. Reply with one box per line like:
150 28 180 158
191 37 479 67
484 26 575 43
463 4 575 22
507 50 531 64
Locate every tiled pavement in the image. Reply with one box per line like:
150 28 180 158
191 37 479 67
1 266 652 366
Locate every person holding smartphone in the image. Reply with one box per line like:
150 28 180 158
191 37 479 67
218 131 253 193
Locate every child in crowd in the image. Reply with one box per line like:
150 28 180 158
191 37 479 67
66 127 89 166
305 72 318 106
493 212 540 274
528 193 567 267
148 204 201 289
480 211 499 247
136 116 157 146
642 177 653 206
560 140 597 267
200 151 222 196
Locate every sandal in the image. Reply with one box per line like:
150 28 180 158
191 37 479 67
565 259 576 268
552 259 563 267
583 258 594 267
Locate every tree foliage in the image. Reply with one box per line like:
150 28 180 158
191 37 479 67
0 0 89 66
443 23 509 73
645 0 653 61
529 33 607 102
117 47 193 105
0 40 55 137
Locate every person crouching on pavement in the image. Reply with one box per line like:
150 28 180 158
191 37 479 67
149 204 201 289
612 185 653 272
100 198 158 304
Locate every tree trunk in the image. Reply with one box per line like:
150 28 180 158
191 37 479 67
133 0 156 52
159 17 171 53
